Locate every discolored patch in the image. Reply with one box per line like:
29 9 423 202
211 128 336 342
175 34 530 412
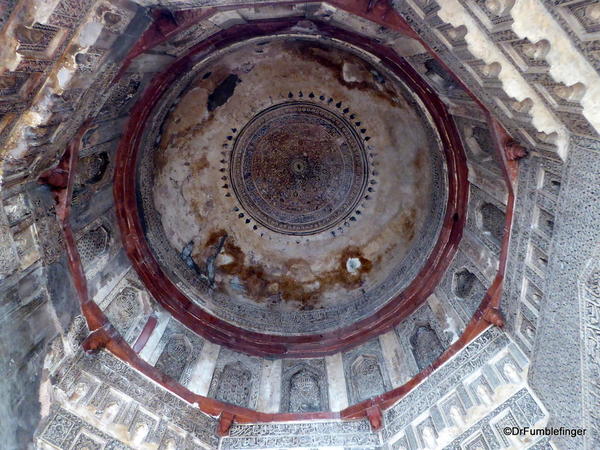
206 230 375 308
205 229 228 247
289 42 402 108
400 208 417 241
191 155 209 172
413 150 426 171
158 113 216 149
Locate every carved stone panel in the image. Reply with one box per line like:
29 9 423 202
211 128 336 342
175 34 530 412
74 151 110 190
37 348 219 449
395 303 452 376
467 184 506 255
479 202 505 245
351 355 386 403
215 362 252 408
15 23 62 57
151 318 203 387
280 359 328 413
289 370 320 412
154 334 192 383
454 268 479 299
104 286 142 338
579 250 600 449
222 419 379 449
66 315 88 352
97 73 141 121
0 221 18 277
206 347 260 409
410 324 444 372
343 339 392 404
529 137 600 448
456 117 504 177
76 225 109 268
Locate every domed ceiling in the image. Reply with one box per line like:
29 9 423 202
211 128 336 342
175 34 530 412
114 18 468 357
6 0 598 447
137 38 447 335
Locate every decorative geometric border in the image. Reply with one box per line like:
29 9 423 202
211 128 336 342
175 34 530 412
227 100 370 236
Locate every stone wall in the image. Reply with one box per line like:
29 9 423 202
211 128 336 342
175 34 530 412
36 346 219 449
390 1 600 447
0 1 146 448
0 181 78 450
527 136 600 449
117 286 472 415
33 326 549 450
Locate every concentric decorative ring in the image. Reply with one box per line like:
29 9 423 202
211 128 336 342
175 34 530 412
229 101 369 235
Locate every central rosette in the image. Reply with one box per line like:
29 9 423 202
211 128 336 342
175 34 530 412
229 101 369 235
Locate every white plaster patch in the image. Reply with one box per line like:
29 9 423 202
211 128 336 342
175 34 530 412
187 341 221 396
215 253 234 266
346 257 361 274
56 67 73 90
342 61 364 83
325 353 349 411
78 21 104 47
443 315 460 344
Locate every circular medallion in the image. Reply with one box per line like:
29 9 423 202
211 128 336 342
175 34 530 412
229 101 369 235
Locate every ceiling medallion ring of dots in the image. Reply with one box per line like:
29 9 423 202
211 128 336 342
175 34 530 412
223 94 376 237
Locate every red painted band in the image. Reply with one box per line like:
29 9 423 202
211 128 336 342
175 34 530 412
132 315 158 354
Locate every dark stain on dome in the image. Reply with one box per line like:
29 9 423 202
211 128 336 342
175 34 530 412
290 42 401 108
413 150 426 171
207 74 240 112
195 230 375 308
400 207 417 241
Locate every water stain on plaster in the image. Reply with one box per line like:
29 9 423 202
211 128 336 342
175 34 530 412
156 71 241 167
191 154 209 172
400 207 417 242
290 42 402 108
193 230 375 308
156 115 216 171
413 149 426 171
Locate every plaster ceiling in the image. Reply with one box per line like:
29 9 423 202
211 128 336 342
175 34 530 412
138 37 447 334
